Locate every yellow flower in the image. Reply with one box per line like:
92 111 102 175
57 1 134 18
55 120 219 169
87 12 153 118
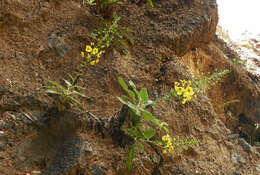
92 48 98 55
85 45 92 52
81 51 84 58
186 87 194 95
87 54 91 60
90 60 95 65
168 145 174 152
90 42 94 46
186 95 192 101
184 87 194 97
162 135 167 141
175 87 184 95
90 59 99 66
180 80 186 86
174 82 180 87
162 149 167 154
166 141 172 147
162 134 170 141
182 96 191 104
182 98 187 104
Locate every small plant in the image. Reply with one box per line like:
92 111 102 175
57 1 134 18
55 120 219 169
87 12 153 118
85 0 97 5
80 42 105 67
44 42 104 111
193 69 230 93
232 57 245 65
117 77 197 170
252 123 260 146
92 14 133 54
45 75 87 111
159 79 196 105
218 99 240 109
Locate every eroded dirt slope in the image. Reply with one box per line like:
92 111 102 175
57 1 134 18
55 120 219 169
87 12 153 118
0 0 259 175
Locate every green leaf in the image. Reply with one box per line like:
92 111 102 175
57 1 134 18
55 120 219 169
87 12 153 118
44 78 65 90
68 74 75 81
73 85 86 89
140 88 148 102
143 129 155 139
126 89 136 101
141 110 160 126
67 96 80 104
129 80 136 91
136 128 144 139
117 97 138 114
118 77 128 90
123 35 134 45
63 79 72 87
118 77 136 101
46 89 62 95
72 90 87 98
117 97 129 105
126 144 135 171
137 142 144 152
121 48 128 55
125 128 137 137
146 0 154 7
129 80 139 97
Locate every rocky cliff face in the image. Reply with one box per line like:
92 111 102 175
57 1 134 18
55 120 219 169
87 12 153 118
0 0 259 175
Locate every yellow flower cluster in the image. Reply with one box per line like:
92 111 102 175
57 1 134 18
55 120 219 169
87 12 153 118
174 80 194 104
81 42 105 66
161 134 175 154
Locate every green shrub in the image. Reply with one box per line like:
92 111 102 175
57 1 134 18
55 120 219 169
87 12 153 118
45 75 87 111
117 77 197 170
92 14 133 54
193 69 230 93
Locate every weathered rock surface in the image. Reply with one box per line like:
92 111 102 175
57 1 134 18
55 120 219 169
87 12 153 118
0 0 259 175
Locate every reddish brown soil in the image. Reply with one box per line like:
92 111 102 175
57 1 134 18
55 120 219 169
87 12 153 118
0 0 259 175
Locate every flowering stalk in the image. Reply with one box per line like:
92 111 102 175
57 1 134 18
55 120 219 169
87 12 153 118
73 42 105 85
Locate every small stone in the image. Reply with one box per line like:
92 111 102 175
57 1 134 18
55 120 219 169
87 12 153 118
256 165 260 172
91 165 106 175
32 170 41 175
233 169 241 175
255 146 260 153
47 33 70 57
0 134 8 151
228 134 239 142
15 51 29 64
15 113 32 124
0 120 13 129
238 138 252 153
231 153 246 164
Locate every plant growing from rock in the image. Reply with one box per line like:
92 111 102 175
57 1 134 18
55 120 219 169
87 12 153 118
45 42 105 111
45 75 87 111
192 69 230 93
160 79 196 104
232 57 245 65
92 14 134 54
117 77 197 170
